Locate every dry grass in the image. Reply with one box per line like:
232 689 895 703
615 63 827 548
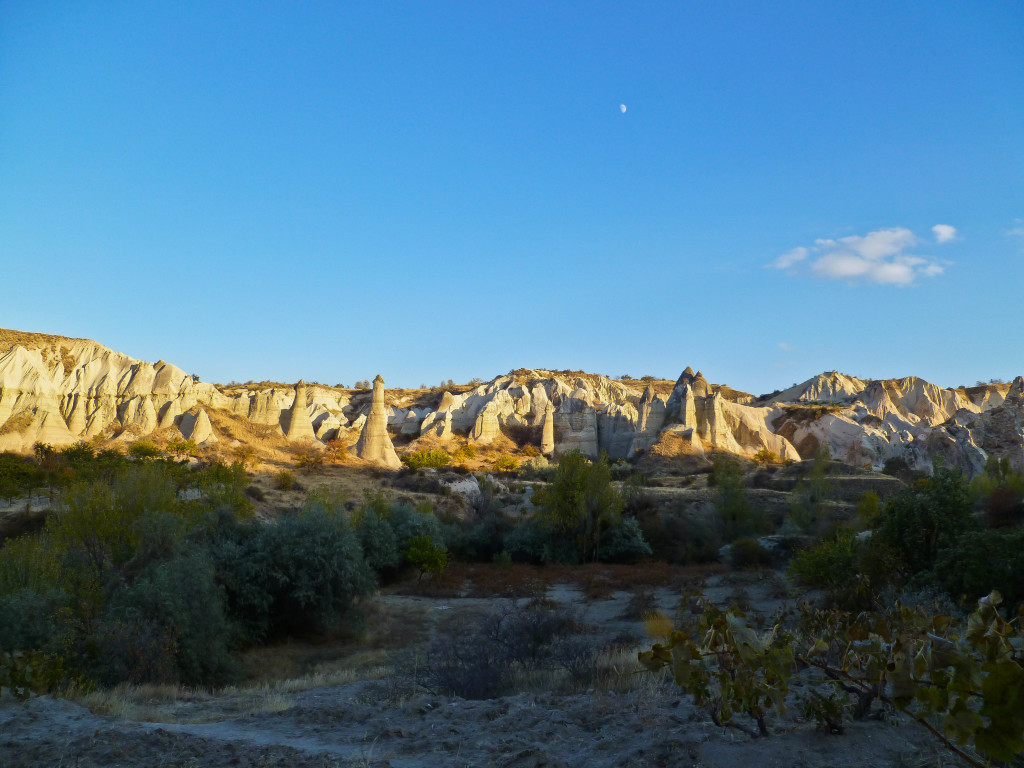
0 327 88 354
80 684 300 723
0 409 33 436
778 402 846 424
642 610 675 640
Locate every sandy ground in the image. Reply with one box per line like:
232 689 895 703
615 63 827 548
0 680 958 768
0 575 972 768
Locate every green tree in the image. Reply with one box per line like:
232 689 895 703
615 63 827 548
874 460 977 577
403 533 449 579
789 447 832 532
711 455 762 542
536 451 623 562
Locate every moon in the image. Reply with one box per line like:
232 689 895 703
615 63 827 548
620 104 627 114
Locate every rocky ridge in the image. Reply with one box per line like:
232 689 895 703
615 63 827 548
0 329 1020 476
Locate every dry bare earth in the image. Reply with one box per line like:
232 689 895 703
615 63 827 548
0 575 970 768
1 685 955 768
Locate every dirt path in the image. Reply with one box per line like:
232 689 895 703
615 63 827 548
1 676 965 768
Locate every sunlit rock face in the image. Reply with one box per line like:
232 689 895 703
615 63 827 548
1 329 1020 477
283 381 317 441
352 375 401 470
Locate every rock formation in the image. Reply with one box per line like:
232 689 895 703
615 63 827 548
179 408 215 443
553 391 599 458
283 381 317 441
541 400 555 455
627 386 667 457
352 375 401 469
471 401 501 444
2 327 1022 478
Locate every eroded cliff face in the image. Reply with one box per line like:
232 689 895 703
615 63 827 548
0 329 1018 475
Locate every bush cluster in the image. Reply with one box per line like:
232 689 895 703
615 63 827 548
790 460 1024 612
401 448 450 470
0 457 413 690
406 601 600 699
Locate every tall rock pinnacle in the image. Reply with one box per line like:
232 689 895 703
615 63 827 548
541 400 555 455
353 374 401 469
283 380 317 441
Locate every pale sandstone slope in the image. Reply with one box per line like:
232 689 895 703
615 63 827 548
0 327 1020 476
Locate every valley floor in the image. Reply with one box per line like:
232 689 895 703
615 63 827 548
0 680 956 768
0 574 972 768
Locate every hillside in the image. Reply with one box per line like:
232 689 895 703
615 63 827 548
0 327 1020 477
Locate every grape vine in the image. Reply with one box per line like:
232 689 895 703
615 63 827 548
639 592 1024 766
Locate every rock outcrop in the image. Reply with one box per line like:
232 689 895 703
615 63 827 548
283 381 317 441
179 408 215 444
352 375 401 470
2 327 1021 479
553 390 599 459
541 400 555 455
471 401 501 445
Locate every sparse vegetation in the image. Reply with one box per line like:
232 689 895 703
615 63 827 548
451 443 476 462
293 447 324 473
128 439 161 458
3 379 1023 768
711 454 766 542
490 454 519 473
400 448 450 470
273 469 296 490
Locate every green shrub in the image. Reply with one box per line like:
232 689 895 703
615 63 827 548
854 490 882 530
789 529 860 590
491 455 519 473
933 529 1024 611
598 517 652 563
215 509 374 642
274 470 295 490
638 506 721 564
874 462 977 578
0 535 60 596
711 455 765 542
0 452 43 502
452 444 476 462
193 460 253 516
729 538 773 569
0 588 63 652
503 518 550 564
59 442 95 463
401 448 450 470
535 451 623 562
1 649 86 700
403 533 449 578
98 552 238 686
788 448 833 533
165 439 199 459
128 440 161 459
355 506 401 573
389 502 446 551
457 511 513 562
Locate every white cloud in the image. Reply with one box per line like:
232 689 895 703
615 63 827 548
932 224 958 243
771 246 808 269
1009 219 1024 238
771 226 946 286
777 342 793 351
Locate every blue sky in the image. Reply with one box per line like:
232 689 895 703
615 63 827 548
2 2 1022 394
